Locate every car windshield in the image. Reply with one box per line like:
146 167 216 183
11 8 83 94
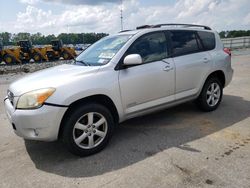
75 34 132 66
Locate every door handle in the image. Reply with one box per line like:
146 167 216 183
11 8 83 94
163 66 173 71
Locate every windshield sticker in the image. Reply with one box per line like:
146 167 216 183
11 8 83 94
99 52 115 59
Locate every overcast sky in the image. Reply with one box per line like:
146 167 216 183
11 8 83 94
0 0 249 35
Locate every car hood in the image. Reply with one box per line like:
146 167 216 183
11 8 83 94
9 64 100 96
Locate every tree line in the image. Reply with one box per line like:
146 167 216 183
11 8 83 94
1 30 250 46
0 32 108 46
219 30 250 38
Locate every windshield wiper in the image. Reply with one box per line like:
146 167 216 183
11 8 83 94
74 59 90 66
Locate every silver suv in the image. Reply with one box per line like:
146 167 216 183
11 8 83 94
4 24 233 156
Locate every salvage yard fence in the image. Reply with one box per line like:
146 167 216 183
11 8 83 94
222 36 250 49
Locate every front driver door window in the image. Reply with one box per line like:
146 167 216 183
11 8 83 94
127 32 168 63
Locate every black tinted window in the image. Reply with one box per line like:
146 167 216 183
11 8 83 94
127 32 168 63
170 31 199 56
197 31 215 51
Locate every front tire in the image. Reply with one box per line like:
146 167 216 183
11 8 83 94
62 103 115 156
47 51 55 61
196 77 223 112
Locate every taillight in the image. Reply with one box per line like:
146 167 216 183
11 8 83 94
223 48 231 56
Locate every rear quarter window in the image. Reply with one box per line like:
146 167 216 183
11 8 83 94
197 31 216 51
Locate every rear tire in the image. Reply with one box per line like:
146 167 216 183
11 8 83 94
3 54 16 65
196 77 223 112
62 103 115 156
33 53 42 63
62 52 70 60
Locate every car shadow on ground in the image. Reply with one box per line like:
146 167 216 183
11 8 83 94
25 94 250 178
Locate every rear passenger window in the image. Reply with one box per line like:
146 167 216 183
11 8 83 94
197 31 215 51
170 31 200 56
127 32 168 63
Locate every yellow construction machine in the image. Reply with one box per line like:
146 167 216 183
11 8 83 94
18 40 48 63
0 41 22 65
0 40 3 63
46 40 76 61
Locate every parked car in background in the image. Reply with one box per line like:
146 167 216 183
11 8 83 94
4 24 233 156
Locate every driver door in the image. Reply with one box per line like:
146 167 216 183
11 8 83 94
118 32 175 115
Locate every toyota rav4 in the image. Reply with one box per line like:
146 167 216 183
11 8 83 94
4 24 233 156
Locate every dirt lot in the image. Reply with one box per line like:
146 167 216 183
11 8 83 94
0 52 250 188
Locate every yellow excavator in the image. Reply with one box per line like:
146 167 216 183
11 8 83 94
0 40 22 65
46 40 76 61
18 40 48 63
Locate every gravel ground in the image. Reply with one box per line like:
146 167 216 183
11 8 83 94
0 53 250 188
0 60 72 74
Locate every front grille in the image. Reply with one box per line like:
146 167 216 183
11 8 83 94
7 90 14 106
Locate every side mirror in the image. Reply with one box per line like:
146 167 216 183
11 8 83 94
123 54 143 66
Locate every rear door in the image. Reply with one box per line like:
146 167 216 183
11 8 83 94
169 30 212 99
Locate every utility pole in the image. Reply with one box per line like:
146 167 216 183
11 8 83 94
120 0 123 31
67 24 69 33
67 24 69 44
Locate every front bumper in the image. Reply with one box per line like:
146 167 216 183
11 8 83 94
4 98 67 141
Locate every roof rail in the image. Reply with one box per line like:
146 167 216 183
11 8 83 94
119 30 132 33
152 23 212 30
136 25 154 30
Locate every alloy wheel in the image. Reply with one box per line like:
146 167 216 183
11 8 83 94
73 112 108 149
206 82 221 107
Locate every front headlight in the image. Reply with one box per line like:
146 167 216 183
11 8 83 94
17 88 56 109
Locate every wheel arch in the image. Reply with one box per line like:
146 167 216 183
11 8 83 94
58 94 119 139
205 70 225 88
